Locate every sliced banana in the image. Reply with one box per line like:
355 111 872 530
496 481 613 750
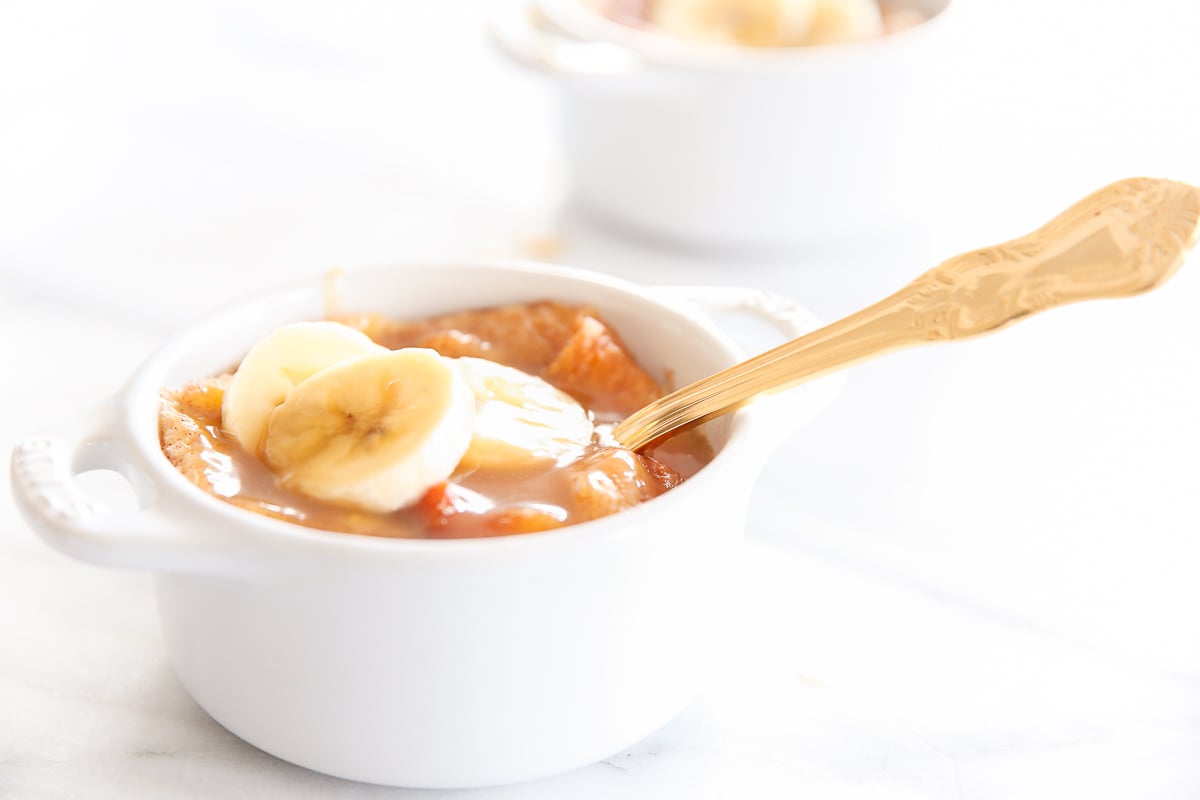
804 0 883 45
455 357 595 471
648 0 881 47
222 321 387 454
263 348 474 513
651 0 783 46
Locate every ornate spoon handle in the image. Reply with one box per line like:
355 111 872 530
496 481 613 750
612 177 1200 451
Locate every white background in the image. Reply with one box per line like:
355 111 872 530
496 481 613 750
2 0 1199 797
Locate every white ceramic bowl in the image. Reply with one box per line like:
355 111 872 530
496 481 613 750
11 261 836 788
493 0 955 250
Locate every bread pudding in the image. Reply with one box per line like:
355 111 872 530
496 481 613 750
159 301 712 539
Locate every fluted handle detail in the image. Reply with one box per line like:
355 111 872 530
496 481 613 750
897 177 1200 340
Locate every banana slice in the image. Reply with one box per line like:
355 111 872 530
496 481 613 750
222 321 387 454
648 0 881 46
455 357 594 471
804 0 883 45
651 0 784 46
263 348 474 512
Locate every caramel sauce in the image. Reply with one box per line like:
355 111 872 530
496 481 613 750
160 302 714 539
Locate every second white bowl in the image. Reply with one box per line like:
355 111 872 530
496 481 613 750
494 0 955 250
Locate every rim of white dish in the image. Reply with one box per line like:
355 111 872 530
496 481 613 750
539 0 956 73
125 259 769 558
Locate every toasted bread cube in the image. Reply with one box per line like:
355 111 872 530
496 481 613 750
544 316 663 419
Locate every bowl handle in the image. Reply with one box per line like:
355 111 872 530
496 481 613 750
489 0 641 77
10 399 258 577
648 285 844 442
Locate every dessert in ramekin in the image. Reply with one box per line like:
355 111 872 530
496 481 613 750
12 260 836 788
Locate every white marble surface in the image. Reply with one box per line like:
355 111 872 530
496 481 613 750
3 0 1200 797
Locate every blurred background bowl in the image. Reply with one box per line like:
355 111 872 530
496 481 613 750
495 0 954 251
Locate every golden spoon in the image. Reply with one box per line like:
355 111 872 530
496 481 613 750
612 177 1200 451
